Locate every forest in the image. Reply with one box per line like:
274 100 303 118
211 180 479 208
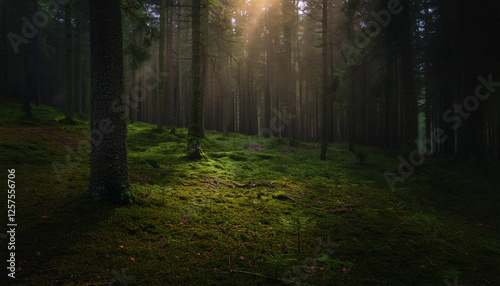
0 0 499 285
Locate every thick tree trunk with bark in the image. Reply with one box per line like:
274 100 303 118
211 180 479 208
399 0 417 158
89 0 132 203
187 0 206 159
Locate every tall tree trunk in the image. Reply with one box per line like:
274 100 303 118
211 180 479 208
246 58 255 135
21 0 32 118
166 0 175 127
30 1 41 106
348 76 354 152
320 0 329 160
283 0 296 140
130 29 140 122
0 0 7 99
399 0 417 158
157 0 167 130
201 2 208 134
64 1 74 122
89 0 131 203
263 28 272 137
187 0 205 159
22 46 32 118
74 2 83 113
80 0 90 114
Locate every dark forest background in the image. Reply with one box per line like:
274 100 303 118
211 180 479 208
2 0 499 162
1 1 500 285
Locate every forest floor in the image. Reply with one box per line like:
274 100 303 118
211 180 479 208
1 100 499 286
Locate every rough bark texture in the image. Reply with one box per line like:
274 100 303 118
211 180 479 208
89 0 132 203
187 0 205 159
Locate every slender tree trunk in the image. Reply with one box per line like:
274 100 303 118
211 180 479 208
166 0 175 127
361 64 367 145
264 33 272 137
80 0 90 114
424 62 432 148
21 1 32 118
74 3 83 113
320 0 329 160
89 0 131 203
130 29 140 122
81 54 89 114
201 2 208 135
31 1 41 106
157 0 167 131
22 48 32 118
283 0 296 140
64 1 74 122
0 0 7 99
348 77 354 152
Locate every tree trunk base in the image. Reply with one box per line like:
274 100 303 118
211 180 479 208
89 184 132 204
187 137 206 160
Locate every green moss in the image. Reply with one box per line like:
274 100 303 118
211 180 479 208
2 101 500 286
228 152 247 161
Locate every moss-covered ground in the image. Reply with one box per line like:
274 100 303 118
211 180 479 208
0 100 499 285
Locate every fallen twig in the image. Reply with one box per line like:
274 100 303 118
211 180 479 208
66 228 81 238
86 233 101 241
231 269 292 283
231 182 273 188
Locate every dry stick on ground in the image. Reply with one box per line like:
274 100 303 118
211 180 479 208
86 233 101 241
231 270 300 284
65 228 81 238
284 193 359 213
